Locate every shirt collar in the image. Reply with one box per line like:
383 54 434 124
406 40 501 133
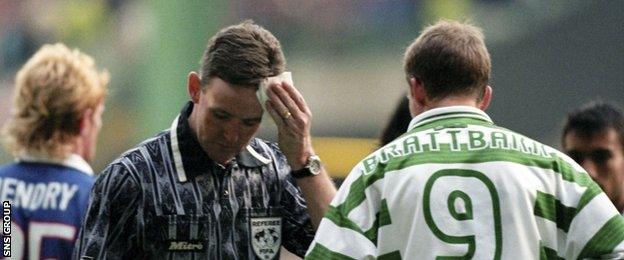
17 152 94 176
407 105 493 131
170 101 272 182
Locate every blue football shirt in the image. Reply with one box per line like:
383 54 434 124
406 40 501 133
0 155 94 259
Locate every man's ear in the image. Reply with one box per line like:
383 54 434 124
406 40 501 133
188 72 202 103
79 108 94 137
409 77 427 107
478 85 492 111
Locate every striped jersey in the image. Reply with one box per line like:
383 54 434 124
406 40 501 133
306 106 624 260
0 154 95 260
74 102 315 259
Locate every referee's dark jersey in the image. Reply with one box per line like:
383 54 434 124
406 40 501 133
74 102 315 259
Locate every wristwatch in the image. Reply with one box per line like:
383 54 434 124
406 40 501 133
291 155 322 179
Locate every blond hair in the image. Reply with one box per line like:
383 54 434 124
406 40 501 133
2 43 109 159
404 20 490 100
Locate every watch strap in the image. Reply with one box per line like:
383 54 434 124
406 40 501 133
291 167 313 179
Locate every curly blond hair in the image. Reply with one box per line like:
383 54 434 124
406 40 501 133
2 43 109 159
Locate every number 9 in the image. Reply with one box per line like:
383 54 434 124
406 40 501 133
423 169 502 259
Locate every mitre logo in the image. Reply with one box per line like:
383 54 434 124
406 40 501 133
168 241 204 251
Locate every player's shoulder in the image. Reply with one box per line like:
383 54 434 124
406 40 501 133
484 124 586 173
95 130 172 191
106 130 170 171
252 137 280 153
0 162 20 175
0 161 95 182
45 164 97 186
93 159 140 198
250 137 286 161
248 138 291 177
0 163 26 182
125 129 170 157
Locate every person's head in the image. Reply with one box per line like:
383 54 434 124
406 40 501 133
187 21 285 164
562 101 624 211
2 43 109 163
379 96 411 147
403 20 492 116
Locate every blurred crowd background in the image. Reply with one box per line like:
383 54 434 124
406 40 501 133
0 0 622 178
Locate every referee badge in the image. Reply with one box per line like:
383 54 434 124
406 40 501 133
250 217 282 259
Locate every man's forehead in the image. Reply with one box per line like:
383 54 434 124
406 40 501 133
565 129 621 150
570 126 617 137
209 106 262 119
206 79 260 101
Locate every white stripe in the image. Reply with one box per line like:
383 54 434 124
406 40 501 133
566 192 619 259
329 163 365 206
170 116 187 182
534 215 567 256
307 218 377 258
348 178 383 232
245 145 271 164
334 161 596 258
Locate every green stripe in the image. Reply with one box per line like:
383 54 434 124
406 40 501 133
383 139 594 189
539 244 564 260
306 243 355 260
328 118 603 253
342 174 374 219
378 251 402 260
576 185 603 213
577 215 624 259
386 142 601 198
363 199 393 244
533 191 577 232
324 205 365 234
326 199 393 244
332 143 600 240
378 199 392 226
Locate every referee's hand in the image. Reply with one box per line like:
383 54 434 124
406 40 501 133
265 80 315 170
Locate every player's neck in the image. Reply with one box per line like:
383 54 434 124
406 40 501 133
70 137 90 163
424 97 481 111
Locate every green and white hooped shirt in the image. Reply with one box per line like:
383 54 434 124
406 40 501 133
306 106 624 260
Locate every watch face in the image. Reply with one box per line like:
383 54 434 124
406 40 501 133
309 155 322 175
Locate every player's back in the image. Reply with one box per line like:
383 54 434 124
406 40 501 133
0 161 94 259
309 109 624 259
375 121 621 258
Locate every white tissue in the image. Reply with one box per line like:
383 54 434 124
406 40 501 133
257 71 293 111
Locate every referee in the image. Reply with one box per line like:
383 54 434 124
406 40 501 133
74 21 336 259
